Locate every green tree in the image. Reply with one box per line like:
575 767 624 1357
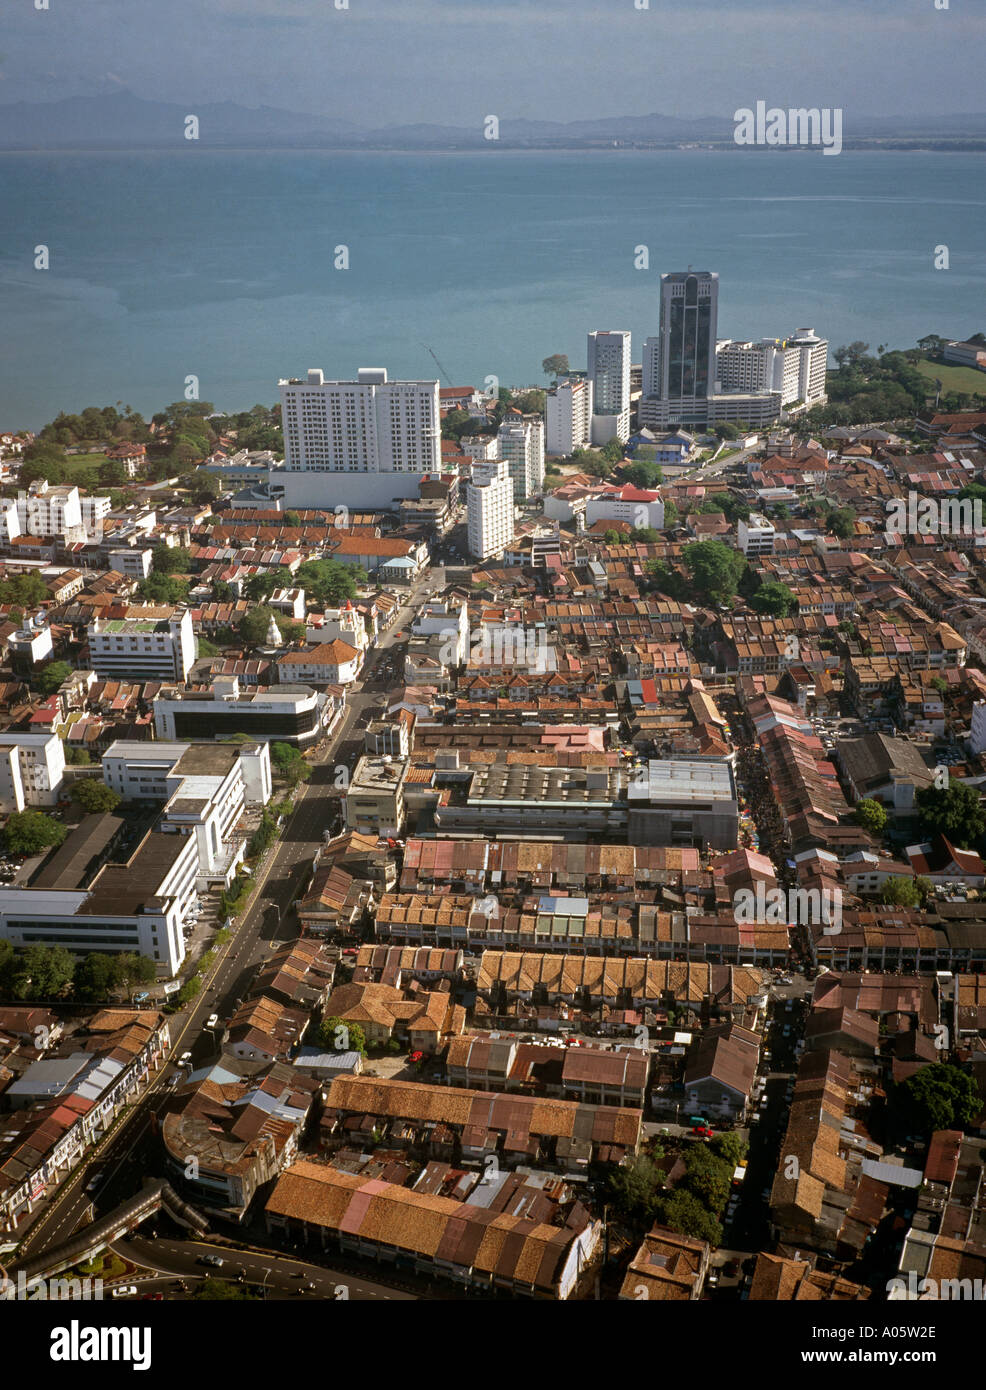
662 498 679 528
138 573 189 604
602 529 624 545
319 1016 367 1054
916 777 986 850
749 580 797 618
97 458 126 487
239 605 279 648
17 944 75 1000
73 953 120 1002
294 559 359 607
854 798 888 836
657 1189 721 1246
930 676 948 697
890 1063 979 1137
624 460 663 488
680 1143 732 1212
115 953 157 992
151 543 193 576
683 540 747 605
270 741 311 787
3 811 67 856
70 780 122 814
710 1132 747 1167
542 354 570 380
880 875 932 907
65 746 92 766
35 660 73 697
600 438 627 464
282 511 302 528
629 526 660 543
189 472 220 504
244 567 292 603
605 1155 665 1224
645 559 686 600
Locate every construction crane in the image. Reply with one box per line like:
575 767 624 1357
421 343 454 387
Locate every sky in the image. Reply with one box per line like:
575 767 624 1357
2 0 983 128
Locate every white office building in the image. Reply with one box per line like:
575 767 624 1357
0 831 196 978
467 459 515 561
737 513 777 556
277 367 441 508
87 606 196 682
587 331 631 445
153 679 331 747
585 485 665 532
546 377 593 457
496 416 546 501
102 740 272 889
0 732 66 812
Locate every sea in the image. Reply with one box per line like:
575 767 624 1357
0 148 983 429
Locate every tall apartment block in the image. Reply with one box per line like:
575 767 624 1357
546 376 593 457
496 416 545 501
467 459 514 560
277 367 441 508
587 330 631 445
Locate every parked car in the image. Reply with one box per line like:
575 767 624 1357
205 1014 219 1030
198 1254 224 1268
177 1051 193 1067
111 1285 138 1298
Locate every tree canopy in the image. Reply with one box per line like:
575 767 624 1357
889 1063 979 1137
916 777 986 850
3 811 67 856
682 540 747 605
70 780 122 814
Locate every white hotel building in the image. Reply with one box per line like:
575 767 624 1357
277 367 441 509
715 329 828 414
467 459 515 561
546 377 593 457
587 330 631 446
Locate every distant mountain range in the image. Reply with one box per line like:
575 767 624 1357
2 91 986 150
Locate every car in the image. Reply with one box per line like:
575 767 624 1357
177 1051 193 1067
85 1171 103 1194
198 1254 224 1268
205 1014 219 1030
112 1285 138 1298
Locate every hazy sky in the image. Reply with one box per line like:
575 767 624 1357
3 0 983 126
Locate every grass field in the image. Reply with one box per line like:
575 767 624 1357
912 356 986 396
63 452 109 487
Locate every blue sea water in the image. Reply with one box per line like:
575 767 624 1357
0 148 983 429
